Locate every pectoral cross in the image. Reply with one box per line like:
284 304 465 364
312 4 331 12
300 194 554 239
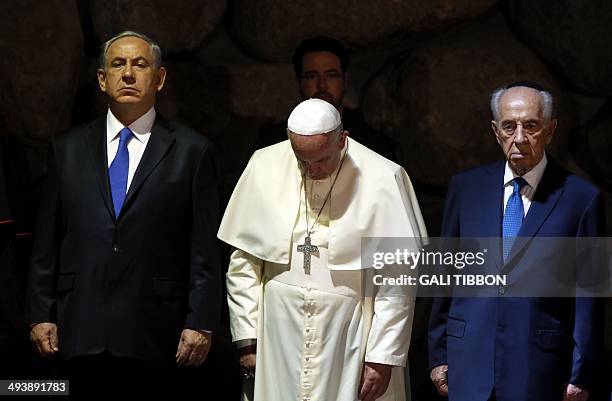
297 236 318 274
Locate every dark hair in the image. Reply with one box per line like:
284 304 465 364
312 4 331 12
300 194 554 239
292 36 349 76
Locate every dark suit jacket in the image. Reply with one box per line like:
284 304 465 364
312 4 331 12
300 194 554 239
428 158 605 401
26 114 221 364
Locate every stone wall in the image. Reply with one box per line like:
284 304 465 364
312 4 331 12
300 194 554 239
2 0 610 230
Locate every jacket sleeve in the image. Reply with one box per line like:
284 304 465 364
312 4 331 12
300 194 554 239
570 190 606 390
26 141 62 325
184 144 222 331
428 175 461 369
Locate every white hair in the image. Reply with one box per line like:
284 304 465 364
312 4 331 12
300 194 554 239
99 30 162 69
490 86 554 122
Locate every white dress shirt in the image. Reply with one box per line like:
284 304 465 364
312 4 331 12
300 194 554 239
503 153 547 216
106 107 155 191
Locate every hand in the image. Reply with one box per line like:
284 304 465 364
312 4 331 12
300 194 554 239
240 354 256 379
430 364 449 396
30 322 59 357
239 344 256 380
359 362 392 401
562 383 589 401
175 329 212 367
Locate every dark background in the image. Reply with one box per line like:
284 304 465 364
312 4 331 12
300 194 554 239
1 1 611 400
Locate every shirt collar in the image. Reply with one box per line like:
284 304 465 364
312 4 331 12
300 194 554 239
504 153 547 189
106 107 156 144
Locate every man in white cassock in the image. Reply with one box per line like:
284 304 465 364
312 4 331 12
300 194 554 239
219 99 428 401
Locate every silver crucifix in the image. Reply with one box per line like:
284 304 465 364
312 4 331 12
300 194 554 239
297 236 318 273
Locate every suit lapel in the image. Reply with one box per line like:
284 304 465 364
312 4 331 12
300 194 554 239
504 159 564 267
482 162 505 269
120 117 175 217
482 162 505 237
86 117 116 221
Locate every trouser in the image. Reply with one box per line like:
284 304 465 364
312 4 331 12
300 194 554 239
58 351 183 400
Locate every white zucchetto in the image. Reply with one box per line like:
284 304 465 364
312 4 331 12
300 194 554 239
287 98 341 136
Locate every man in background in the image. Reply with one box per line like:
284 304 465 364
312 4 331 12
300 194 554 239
254 36 397 161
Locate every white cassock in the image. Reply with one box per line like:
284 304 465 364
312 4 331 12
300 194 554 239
219 138 428 401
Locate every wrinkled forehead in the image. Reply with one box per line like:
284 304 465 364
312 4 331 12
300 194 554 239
499 87 544 118
290 132 337 159
107 36 154 60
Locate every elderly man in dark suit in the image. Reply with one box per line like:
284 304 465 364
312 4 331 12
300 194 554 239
428 82 605 401
26 31 220 398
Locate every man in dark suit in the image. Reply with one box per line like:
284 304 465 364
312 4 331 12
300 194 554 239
428 82 605 401
254 36 397 161
26 31 220 398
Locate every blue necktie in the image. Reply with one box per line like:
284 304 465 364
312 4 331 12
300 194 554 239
109 127 133 217
502 177 527 261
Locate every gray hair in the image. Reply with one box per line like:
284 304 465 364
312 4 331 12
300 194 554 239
99 30 162 69
490 86 554 122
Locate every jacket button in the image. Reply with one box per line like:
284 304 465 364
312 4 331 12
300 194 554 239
112 245 120 253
